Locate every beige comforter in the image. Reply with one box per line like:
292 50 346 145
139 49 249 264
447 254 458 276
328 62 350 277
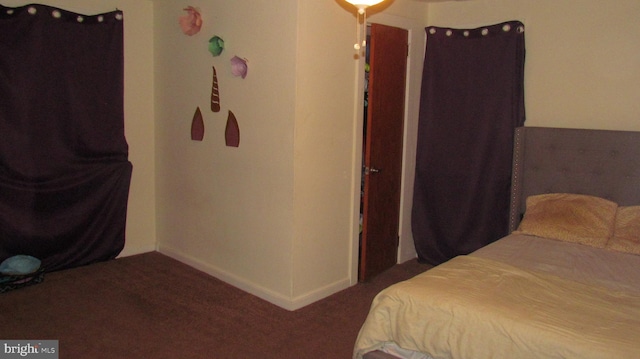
354 245 640 359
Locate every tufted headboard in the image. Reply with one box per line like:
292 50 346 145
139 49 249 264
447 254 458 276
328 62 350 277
509 126 640 232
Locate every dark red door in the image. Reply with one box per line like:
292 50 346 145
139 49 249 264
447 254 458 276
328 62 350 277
359 23 408 281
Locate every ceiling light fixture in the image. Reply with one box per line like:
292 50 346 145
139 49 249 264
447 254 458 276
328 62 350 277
343 0 385 50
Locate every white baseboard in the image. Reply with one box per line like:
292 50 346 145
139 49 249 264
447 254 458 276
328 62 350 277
290 276 352 310
156 244 352 311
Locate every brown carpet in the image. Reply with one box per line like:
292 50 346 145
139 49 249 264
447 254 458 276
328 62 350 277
0 252 431 358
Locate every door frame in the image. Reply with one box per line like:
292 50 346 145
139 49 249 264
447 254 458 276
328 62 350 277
349 14 426 285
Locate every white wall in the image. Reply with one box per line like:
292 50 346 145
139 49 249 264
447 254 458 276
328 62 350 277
152 0 428 310
291 0 361 304
2 0 157 257
153 0 299 307
292 0 429 306
427 0 640 131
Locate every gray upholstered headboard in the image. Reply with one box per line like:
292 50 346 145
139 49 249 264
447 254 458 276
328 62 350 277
509 126 640 232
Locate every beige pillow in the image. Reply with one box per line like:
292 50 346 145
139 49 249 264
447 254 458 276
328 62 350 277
514 193 618 248
606 206 640 255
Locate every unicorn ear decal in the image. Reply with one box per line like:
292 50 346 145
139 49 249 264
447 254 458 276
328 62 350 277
225 111 240 147
191 107 205 141
179 6 202 36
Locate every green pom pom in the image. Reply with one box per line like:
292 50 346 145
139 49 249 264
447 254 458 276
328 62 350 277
208 36 225 57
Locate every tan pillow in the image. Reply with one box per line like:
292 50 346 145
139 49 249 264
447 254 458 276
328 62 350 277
606 206 640 255
514 193 618 248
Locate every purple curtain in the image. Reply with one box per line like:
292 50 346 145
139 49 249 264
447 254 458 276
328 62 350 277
412 21 526 265
0 4 132 271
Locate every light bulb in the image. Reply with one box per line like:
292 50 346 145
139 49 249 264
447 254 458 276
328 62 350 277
344 0 385 8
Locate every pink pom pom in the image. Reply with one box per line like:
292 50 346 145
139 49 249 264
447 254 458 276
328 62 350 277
179 6 202 36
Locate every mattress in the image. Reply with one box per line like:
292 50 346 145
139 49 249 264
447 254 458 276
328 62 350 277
354 234 640 359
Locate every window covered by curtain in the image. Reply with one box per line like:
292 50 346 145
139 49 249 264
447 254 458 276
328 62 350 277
412 21 526 265
0 4 132 271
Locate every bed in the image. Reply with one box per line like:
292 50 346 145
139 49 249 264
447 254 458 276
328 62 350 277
354 126 640 359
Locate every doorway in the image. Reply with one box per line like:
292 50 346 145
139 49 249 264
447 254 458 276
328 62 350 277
359 23 409 282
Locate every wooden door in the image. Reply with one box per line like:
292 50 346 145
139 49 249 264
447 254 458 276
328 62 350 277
359 24 408 282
